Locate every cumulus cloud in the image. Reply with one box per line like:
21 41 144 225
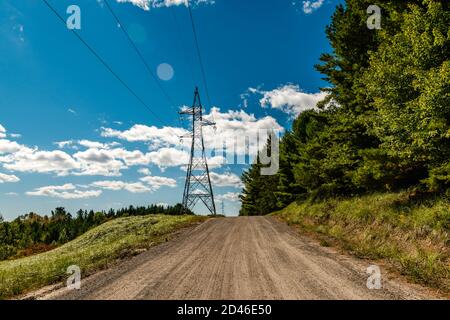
258 84 327 117
109 148 150 166
91 175 176 194
115 0 214 11
140 175 177 190
78 140 121 149
91 181 152 193
0 107 282 185
301 0 324 14
55 140 73 149
210 172 243 188
147 147 190 169
4 150 80 176
55 140 120 150
216 192 240 202
206 156 226 169
0 138 83 176
101 125 187 148
0 139 27 155
203 108 283 156
0 138 143 177
0 125 6 139
1 135 184 177
0 172 20 183
72 148 124 177
102 108 284 162
138 167 151 175
27 184 102 200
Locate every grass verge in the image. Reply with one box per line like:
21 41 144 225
0 214 205 299
274 191 450 293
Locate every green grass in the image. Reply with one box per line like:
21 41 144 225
0 214 205 299
274 191 450 293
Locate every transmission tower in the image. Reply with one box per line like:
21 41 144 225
180 87 217 216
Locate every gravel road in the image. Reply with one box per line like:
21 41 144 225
41 217 435 300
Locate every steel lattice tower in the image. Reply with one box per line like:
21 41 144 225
180 88 217 216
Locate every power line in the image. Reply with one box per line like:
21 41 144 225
104 0 178 110
42 0 168 126
187 0 213 112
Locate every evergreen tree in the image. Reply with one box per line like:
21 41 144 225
239 0 450 213
240 136 280 216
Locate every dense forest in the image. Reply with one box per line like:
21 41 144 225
240 0 450 216
0 203 191 260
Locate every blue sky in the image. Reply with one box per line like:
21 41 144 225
0 0 342 219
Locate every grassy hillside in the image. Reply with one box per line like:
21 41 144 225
0 214 205 299
274 192 450 293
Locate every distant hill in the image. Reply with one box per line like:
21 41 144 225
0 214 205 299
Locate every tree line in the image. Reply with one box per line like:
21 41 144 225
0 203 192 260
240 0 450 215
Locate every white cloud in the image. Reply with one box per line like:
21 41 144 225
147 147 190 169
91 180 152 193
0 106 283 184
102 108 283 162
73 148 125 177
0 139 25 155
55 140 121 150
206 156 226 169
0 125 6 138
204 108 283 155
4 150 80 176
101 125 187 148
259 84 327 117
301 0 324 14
109 148 150 166
78 140 120 149
140 175 177 190
138 167 151 175
210 172 243 188
216 192 240 202
115 0 214 11
55 140 73 149
1 136 180 177
91 175 176 194
27 184 102 200
0 172 20 183
67 108 77 115
78 140 106 149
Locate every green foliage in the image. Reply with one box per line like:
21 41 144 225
240 139 280 216
240 0 450 213
361 0 450 190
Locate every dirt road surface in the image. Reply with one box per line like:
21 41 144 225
40 217 436 300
